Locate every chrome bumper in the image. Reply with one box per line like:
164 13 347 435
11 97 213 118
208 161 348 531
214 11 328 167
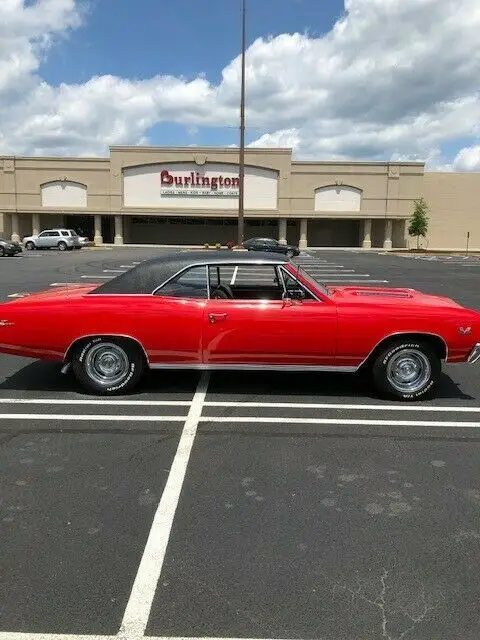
467 343 480 364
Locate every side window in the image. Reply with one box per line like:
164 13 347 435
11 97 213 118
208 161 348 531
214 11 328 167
281 269 317 301
51 231 60 237
208 264 283 300
61 230 69 236
154 266 208 299
38 231 48 237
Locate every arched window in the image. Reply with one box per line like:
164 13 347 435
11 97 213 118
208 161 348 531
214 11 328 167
314 185 362 212
41 180 87 207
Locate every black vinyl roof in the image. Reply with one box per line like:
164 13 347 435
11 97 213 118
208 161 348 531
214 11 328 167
91 250 289 295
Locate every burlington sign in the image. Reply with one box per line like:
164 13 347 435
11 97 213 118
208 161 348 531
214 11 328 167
160 169 240 197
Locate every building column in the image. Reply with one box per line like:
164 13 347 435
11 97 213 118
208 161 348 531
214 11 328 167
383 219 393 250
362 219 372 248
94 214 103 245
114 215 124 245
299 218 308 250
11 213 20 243
31 213 40 237
278 219 287 244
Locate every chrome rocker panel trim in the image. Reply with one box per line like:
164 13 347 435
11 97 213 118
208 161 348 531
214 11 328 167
149 363 357 373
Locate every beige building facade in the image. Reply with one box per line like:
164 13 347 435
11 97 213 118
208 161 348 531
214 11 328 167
0 146 478 250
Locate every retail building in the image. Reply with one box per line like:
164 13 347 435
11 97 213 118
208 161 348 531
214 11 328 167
1 146 479 250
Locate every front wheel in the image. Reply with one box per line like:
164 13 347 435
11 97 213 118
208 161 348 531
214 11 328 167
58 241 67 251
71 337 145 395
371 340 440 400
25 241 35 251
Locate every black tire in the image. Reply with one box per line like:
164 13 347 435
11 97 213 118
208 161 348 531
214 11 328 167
286 249 295 259
371 339 440 400
71 336 145 395
58 241 67 251
0 247 4 257
25 241 35 251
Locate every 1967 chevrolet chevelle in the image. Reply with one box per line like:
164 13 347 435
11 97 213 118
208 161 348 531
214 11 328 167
0 251 479 399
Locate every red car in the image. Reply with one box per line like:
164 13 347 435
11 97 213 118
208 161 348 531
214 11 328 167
0 251 479 399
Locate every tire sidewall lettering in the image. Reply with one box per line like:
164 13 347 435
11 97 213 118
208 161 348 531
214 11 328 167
106 362 135 392
382 343 421 366
78 336 102 363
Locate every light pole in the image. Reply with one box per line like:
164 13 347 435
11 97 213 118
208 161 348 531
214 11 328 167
237 0 246 247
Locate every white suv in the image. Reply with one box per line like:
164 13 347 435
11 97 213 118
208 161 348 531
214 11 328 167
23 228 82 251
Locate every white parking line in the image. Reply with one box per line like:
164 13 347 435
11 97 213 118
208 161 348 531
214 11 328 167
0 414 186 421
303 269 355 272
50 283 85 287
0 635 113 640
103 269 127 273
199 416 480 428
313 273 371 277
0 414 478 428
1 398 480 412
119 372 210 638
230 266 239 285
0 398 191 406
0 636 299 640
204 401 480 412
80 275 112 279
326 279 389 283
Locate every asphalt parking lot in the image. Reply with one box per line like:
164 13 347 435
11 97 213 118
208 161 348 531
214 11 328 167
1 247 480 640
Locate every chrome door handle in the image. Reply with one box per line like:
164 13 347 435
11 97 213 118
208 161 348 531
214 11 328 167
208 313 228 324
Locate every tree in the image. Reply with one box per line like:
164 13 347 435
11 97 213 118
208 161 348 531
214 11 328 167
408 197 430 249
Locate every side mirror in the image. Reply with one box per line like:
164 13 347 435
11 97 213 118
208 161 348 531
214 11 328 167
282 292 293 307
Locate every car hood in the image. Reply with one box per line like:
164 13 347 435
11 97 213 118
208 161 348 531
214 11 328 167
329 285 469 309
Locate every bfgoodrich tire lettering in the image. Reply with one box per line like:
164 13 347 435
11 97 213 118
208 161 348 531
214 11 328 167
372 340 440 400
71 336 145 395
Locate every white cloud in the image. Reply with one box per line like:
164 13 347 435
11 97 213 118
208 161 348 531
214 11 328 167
453 145 480 171
0 0 479 167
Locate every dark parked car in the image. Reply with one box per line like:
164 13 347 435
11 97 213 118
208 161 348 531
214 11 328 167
0 237 22 257
243 237 300 258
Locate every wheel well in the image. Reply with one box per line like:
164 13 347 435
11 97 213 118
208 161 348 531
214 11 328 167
64 335 149 365
362 333 447 368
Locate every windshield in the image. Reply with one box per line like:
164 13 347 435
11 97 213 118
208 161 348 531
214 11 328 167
68 229 78 236
290 264 331 297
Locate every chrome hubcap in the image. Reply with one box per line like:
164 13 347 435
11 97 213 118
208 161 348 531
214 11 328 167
84 343 129 386
386 349 431 393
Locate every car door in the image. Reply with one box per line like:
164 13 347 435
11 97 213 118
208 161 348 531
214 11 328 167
35 231 50 248
142 264 207 364
203 264 338 367
48 231 61 248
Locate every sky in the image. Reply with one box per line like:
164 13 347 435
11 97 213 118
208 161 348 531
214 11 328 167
0 0 479 170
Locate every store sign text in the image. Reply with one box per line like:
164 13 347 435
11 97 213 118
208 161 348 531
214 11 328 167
160 170 240 197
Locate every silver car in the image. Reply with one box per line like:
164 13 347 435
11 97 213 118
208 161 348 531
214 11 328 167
23 228 82 251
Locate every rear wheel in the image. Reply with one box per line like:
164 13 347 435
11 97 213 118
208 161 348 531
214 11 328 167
58 241 67 251
25 241 35 250
371 339 440 400
71 337 145 395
